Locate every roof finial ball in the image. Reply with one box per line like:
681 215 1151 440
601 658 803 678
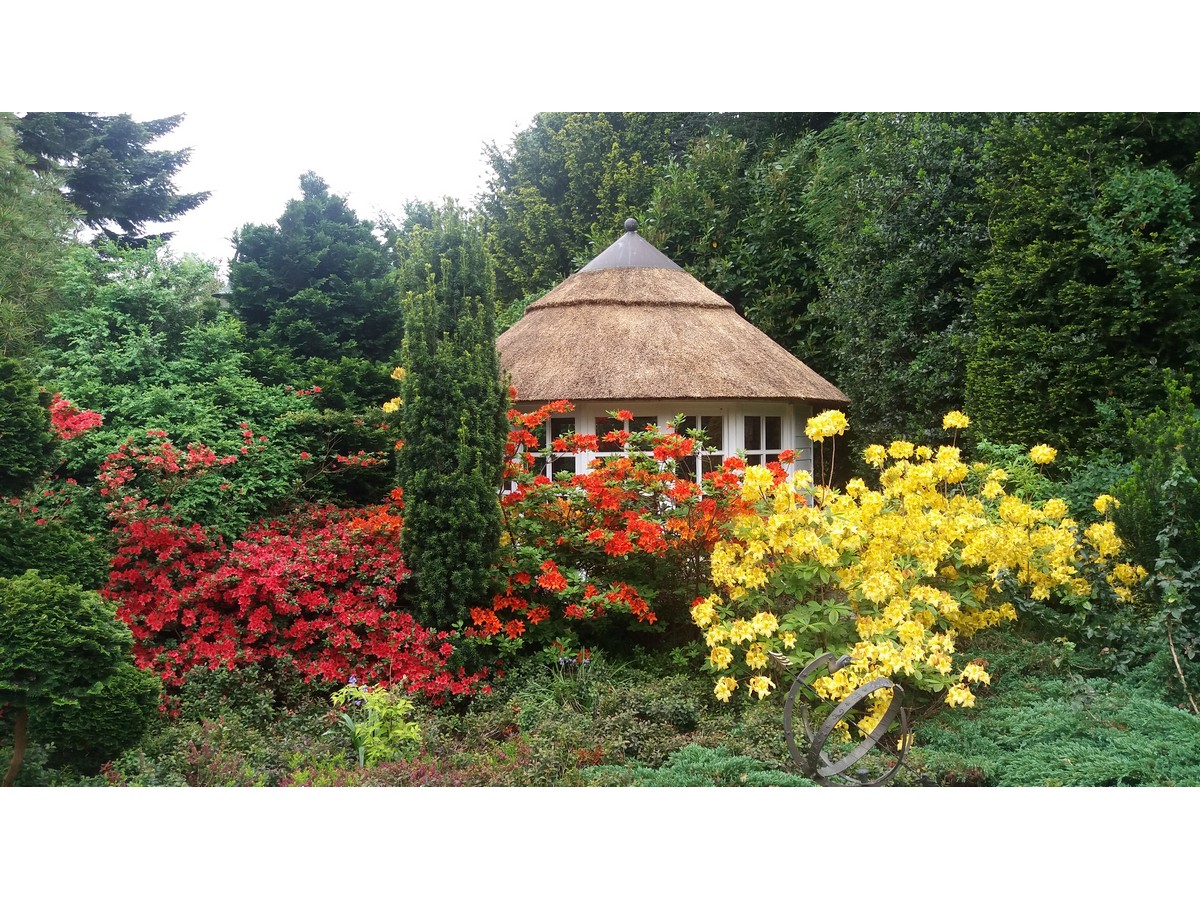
624 217 638 233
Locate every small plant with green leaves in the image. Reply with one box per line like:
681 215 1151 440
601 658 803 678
327 678 421 767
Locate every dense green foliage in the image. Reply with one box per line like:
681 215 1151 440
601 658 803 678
1109 377 1200 707
804 113 989 451
0 114 76 356
0 570 154 784
645 131 822 343
968 113 1200 457
0 355 55 497
396 201 507 630
36 243 318 536
481 112 684 301
5 109 1200 789
229 171 400 372
0 571 132 709
582 742 816 786
0 509 109 589
913 633 1200 786
13 112 209 246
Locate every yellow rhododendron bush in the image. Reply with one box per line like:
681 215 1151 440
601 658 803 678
693 411 1145 737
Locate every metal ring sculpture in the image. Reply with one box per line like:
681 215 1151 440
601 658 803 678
781 652 910 786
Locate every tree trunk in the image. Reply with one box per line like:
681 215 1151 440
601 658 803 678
2 706 28 787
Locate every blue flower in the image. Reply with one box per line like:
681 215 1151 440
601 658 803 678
348 675 358 685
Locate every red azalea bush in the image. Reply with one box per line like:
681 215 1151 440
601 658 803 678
48 392 104 441
467 398 751 655
100 429 488 708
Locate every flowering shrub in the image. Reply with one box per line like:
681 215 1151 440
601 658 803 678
100 427 487 708
468 398 748 654
693 411 1146 737
48 393 104 441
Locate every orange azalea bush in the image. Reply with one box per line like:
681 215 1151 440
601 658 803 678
467 396 749 655
694 411 1146 738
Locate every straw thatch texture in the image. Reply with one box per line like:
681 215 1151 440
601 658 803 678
497 265 849 405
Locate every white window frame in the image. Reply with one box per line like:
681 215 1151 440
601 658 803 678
510 400 815 484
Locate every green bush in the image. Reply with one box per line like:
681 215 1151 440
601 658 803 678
582 743 815 787
913 633 1200 786
0 356 55 497
0 509 110 589
0 570 141 785
32 661 161 775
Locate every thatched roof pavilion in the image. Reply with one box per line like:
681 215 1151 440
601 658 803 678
497 219 848 477
498 219 848 406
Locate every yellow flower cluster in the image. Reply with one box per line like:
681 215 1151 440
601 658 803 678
805 409 849 442
381 366 406 414
1029 444 1058 465
698 412 1146 726
942 411 971 430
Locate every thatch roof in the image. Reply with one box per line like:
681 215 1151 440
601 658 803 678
497 220 849 407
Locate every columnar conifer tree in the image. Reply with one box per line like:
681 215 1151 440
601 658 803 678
395 202 507 630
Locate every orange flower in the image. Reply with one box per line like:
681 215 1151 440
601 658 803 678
504 620 525 639
537 560 569 592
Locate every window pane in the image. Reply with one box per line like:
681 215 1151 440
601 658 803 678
744 416 761 451
766 416 782 450
677 415 721 450
596 415 657 452
747 453 763 467
595 417 621 452
679 455 697 480
555 455 578 477
702 415 724 451
550 417 576 441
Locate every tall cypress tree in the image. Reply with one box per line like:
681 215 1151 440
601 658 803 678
395 202 506 630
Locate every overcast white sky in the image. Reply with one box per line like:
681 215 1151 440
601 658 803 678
7 3 1190 280
136 106 536 267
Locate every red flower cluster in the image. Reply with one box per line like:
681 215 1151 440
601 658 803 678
99 431 486 707
470 396 750 650
48 393 103 441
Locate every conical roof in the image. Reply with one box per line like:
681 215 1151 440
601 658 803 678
497 219 849 406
